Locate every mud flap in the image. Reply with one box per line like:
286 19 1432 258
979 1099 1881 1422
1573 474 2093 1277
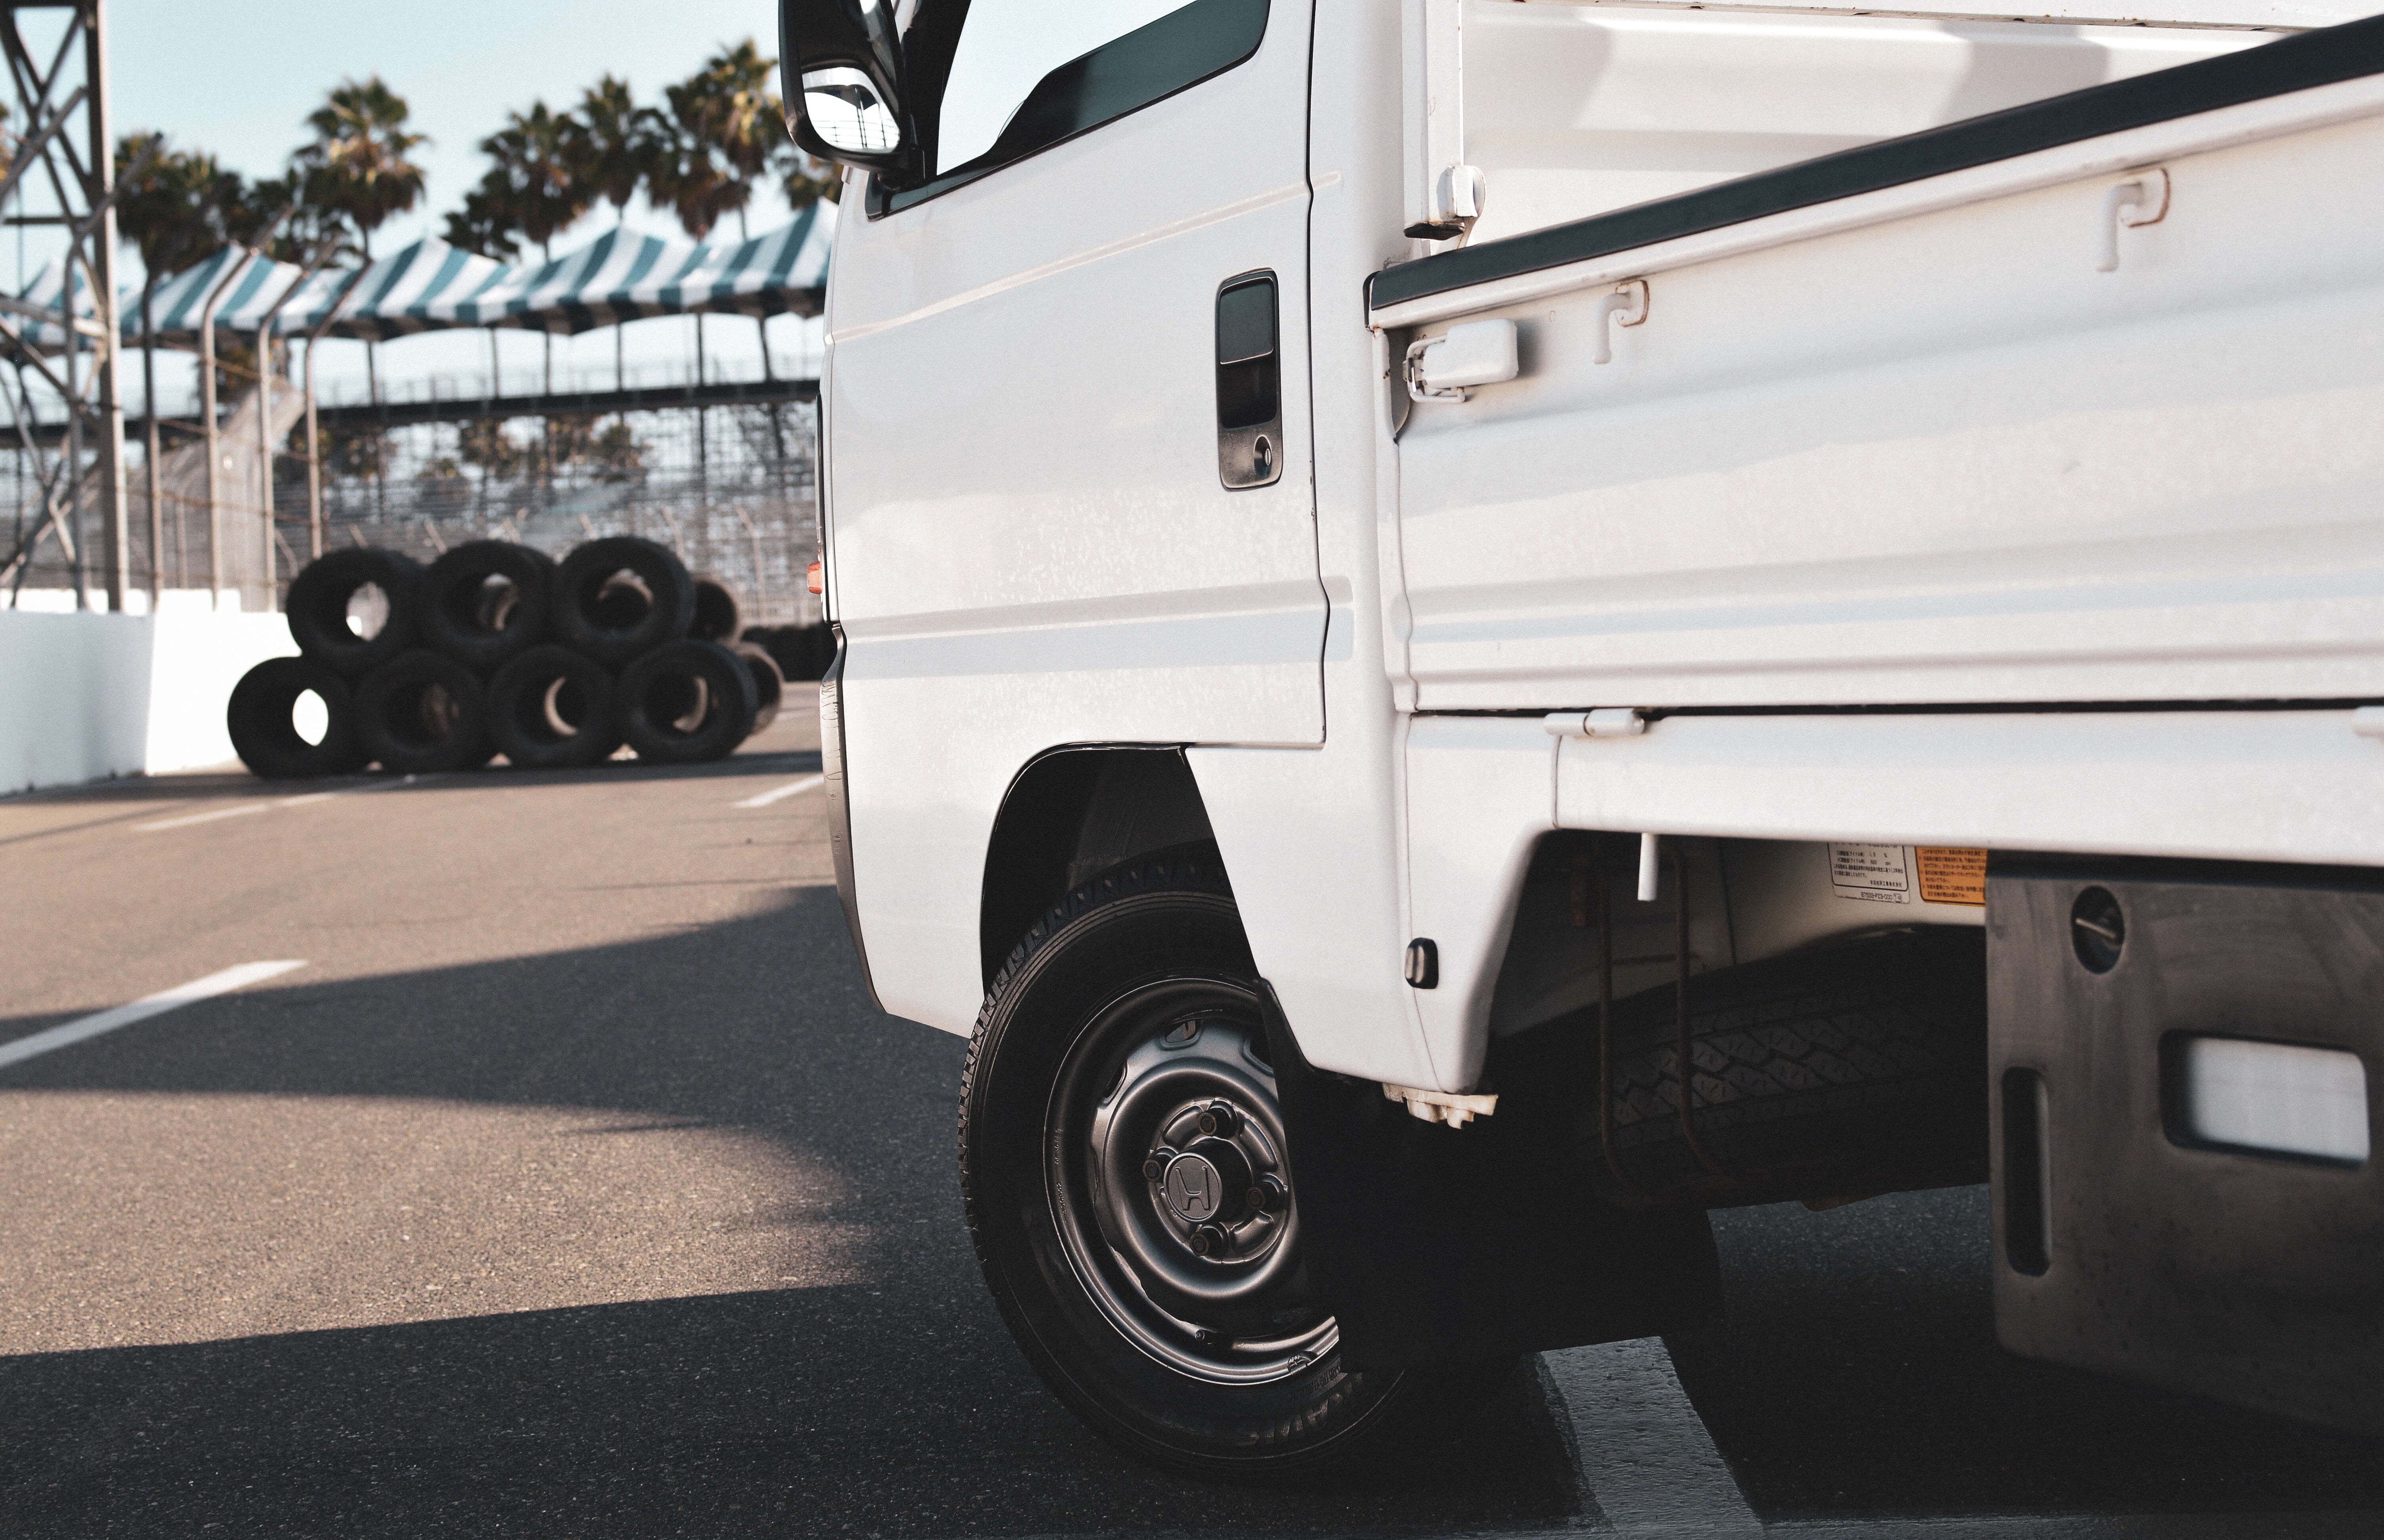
1988 855 2384 1438
1261 982 1721 1370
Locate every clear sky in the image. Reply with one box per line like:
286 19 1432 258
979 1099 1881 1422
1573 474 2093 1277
22 0 819 410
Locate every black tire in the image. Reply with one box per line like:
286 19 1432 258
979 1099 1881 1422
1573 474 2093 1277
486 644 618 769
962 847 1512 1481
355 650 494 774
417 540 553 672
690 576 742 644
284 548 421 677
1583 927 1990 1209
226 656 365 779
728 641 783 734
553 536 696 666
613 639 757 764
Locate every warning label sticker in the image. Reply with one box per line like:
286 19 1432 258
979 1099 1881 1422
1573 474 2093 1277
1828 843 1911 904
1916 846 1989 906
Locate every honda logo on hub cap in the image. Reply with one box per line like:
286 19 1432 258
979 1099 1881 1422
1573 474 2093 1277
1163 1153 1221 1221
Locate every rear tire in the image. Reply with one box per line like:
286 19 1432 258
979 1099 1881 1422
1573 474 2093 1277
1584 927 1990 1208
961 847 1512 1480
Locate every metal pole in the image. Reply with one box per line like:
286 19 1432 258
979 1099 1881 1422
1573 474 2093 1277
197 253 246 606
62 243 82 608
249 250 330 606
304 335 322 559
257 314 274 602
84 0 130 613
140 275 160 603
298 262 368 562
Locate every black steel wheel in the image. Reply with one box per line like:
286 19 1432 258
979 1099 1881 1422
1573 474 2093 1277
961 845 1503 1479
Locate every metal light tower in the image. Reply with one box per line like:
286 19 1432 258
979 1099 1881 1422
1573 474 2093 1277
0 1 131 610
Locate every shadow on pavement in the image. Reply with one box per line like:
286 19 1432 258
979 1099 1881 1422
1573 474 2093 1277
0 889 1575 1539
1668 1188 2384 1521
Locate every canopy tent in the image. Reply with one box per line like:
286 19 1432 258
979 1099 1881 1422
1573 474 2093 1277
7 198 836 353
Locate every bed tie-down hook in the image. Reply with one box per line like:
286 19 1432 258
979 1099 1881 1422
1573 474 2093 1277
2096 168 2169 273
1591 279 1649 364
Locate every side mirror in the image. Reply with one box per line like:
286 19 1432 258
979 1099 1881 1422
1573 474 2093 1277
780 0 920 186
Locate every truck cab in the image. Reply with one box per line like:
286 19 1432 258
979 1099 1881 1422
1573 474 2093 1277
781 0 2384 1475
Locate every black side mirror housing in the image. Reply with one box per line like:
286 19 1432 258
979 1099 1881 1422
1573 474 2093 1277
779 0 922 186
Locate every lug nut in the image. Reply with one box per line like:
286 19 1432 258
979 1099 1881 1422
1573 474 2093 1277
1142 1149 1174 1183
1196 1100 1238 1137
1246 1175 1286 1213
1190 1223 1230 1257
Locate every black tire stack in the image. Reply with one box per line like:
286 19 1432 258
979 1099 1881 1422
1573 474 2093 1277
228 538 788 781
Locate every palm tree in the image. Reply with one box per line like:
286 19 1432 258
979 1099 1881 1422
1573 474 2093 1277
478 102 590 264
442 183 523 261
476 101 595 461
294 77 429 405
651 43 799 382
565 75 663 405
570 75 655 225
294 77 428 259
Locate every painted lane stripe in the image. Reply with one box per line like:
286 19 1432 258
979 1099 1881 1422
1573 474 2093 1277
1543 1338 1762 1534
0 960 306 1072
735 774 823 809
137 776 417 832
135 802 270 832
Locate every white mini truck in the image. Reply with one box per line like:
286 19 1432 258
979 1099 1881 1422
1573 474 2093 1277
778 0 2384 1476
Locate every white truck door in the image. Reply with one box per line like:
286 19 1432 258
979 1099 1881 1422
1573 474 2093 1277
824 0 1324 1031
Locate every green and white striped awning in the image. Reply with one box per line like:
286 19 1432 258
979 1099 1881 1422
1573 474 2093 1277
10 199 834 352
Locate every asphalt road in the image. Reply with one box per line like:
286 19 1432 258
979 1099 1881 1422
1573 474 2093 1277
2 692 2379 1538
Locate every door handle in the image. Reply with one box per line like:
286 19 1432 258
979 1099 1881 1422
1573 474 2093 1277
1216 271 1281 490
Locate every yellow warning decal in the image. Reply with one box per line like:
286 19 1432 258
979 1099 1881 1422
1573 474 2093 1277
1915 847 1989 906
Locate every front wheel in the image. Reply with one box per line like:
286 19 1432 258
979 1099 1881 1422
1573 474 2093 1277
959 846 1507 1480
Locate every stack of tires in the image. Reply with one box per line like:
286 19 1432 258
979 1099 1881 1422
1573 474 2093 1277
228 537 786 781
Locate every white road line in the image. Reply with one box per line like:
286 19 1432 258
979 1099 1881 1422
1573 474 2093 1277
137 775 416 831
135 802 271 832
0 960 307 1072
735 774 823 809
1543 1338 1763 1534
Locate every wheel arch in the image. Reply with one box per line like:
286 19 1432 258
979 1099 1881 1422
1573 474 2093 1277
979 745 1221 988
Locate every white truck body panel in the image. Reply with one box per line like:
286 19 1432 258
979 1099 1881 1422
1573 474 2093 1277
1390 81 2384 713
821 1 2384 1091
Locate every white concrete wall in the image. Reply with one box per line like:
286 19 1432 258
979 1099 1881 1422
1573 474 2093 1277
0 610 296 793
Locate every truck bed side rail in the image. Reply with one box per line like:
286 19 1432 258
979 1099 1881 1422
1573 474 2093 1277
1367 14 2384 320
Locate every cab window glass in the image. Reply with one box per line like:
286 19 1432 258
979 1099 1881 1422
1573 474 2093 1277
890 0 1269 208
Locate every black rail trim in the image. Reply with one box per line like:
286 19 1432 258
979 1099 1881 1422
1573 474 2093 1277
1367 16 2384 315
